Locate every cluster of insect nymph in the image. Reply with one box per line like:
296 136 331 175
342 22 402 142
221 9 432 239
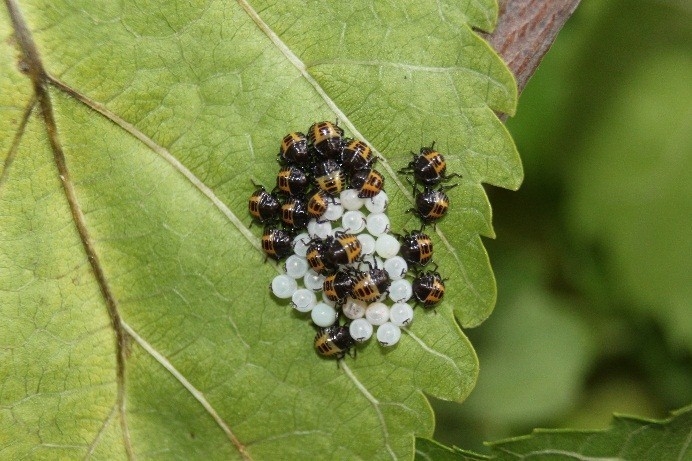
248 120 460 361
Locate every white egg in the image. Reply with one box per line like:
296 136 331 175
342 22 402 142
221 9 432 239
376 322 401 347
388 279 413 303
284 255 309 279
357 233 376 255
365 302 390 326
311 303 338 327
342 297 367 320
270 274 298 299
292 232 311 257
340 189 366 211
291 289 317 313
389 302 414 327
375 234 401 259
342 210 367 233
323 202 344 221
366 213 390 236
307 218 332 239
349 318 374 342
303 269 325 291
383 256 408 280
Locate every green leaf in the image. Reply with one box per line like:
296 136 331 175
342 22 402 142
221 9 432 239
416 406 692 460
0 0 520 459
488 406 692 459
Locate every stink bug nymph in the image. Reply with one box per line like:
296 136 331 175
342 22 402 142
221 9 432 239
306 239 337 275
351 267 391 303
307 190 332 221
280 196 310 229
398 230 434 266
261 227 293 260
409 184 455 225
326 232 362 266
308 121 344 159
248 185 280 225
323 271 355 302
314 324 355 359
314 160 346 196
275 166 310 196
400 143 461 186
341 138 375 172
279 132 310 165
350 168 384 199
412 271 446 308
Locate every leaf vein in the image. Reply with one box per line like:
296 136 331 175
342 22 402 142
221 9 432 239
340 362 397 460
246 429 330 447
435 228 483 303
403 329 461 375
0 97 36 193
4 1 136 456
45 75 277 270
306 57 505 89
120 320 253 460
84 402 118 460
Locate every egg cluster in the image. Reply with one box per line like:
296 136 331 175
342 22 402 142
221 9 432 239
249 121 455 359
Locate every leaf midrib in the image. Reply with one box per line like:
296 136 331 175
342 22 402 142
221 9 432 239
3 0 253 459
3 0 136 457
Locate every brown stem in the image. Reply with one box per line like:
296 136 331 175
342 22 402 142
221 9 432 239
482 0 582 94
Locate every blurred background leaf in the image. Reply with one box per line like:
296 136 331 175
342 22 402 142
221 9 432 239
431 0 692 453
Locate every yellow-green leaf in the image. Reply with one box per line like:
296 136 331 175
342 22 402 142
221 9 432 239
0 0 521 459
